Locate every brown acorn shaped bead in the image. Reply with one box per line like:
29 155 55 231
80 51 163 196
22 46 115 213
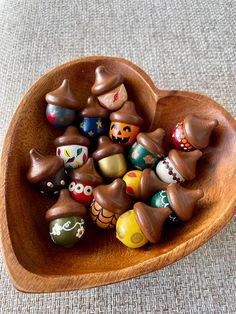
123 168 168 200
89 179 132 229
171 114 219 151
69 158 103 207
27 148 68 195
93 136 127 178
116 202 171 248
45 79 82 127
45 189 86 247
151 184 204 223
78 96 109 139
109 101 144 146
129 128 166 170
54 126 90 169
91 65 128 110
155 149 202 184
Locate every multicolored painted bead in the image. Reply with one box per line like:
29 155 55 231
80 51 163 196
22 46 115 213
79 96 109 139
89 179 132 229
122 170 142 197
171 114 219 151
91 65 128 111
54 126 90 169
69 158 103 206
49 216 85 247
45 190 87 247
129 142 159 170
109 101 143 146
45 79 82 127
155 157 184 184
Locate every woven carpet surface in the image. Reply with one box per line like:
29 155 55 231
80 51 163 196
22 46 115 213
0 0 235 313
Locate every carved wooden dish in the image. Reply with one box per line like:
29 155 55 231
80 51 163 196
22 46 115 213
1 56 235 293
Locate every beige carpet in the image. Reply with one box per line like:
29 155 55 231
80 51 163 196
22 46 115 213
0 0 235 313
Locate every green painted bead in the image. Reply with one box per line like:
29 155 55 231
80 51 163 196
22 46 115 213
49 216 85 247
151 191 179 223
129 142 159 170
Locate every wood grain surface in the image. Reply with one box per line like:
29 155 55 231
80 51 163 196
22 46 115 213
0 56 235 293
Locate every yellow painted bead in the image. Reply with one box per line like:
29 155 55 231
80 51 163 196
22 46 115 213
122 170 142 197
116 210 148 248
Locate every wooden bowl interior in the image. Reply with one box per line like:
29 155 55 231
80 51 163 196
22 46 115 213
3 58 236 280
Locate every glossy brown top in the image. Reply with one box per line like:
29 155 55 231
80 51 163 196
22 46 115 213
137 128 166 157
79 96 109 118
27 149 64 183
70 158 103 185
184 114 219 149
45 190 87 221
54 126 90 147
92 136 124 160
138 169 168 201
91 65 124 96
167 184 204 221
169 149 202 180
134 202 171 243
93 179 132 214
110 101 144 126
45 79 81 109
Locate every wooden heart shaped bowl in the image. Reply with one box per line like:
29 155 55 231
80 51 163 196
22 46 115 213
1 56 235 293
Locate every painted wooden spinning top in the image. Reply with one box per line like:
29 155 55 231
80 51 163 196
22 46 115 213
129 128 166 170
91 65 128 111
79 95 109 139
123 168 168 201
151 184 204 223
92 136 127 178
116 202 171 248
155 149 202 184
109 101 144 146
27 148 67 195
171 114 219 151
89 179 132 229
45 189 86 247
45 79 82 127
69 158 103 206
54 126 90 169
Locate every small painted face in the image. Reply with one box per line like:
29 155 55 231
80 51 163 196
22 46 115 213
46 104 76 127
155 157 184 184
69 181 93 206
171 122 194 151
97 84 128 111
49 216 85 247
56 145 88 169
151 191 179 223
129 142 159 170
38 168 68 195
116 210 148 248
109 122 140 146
89 199 120 229
122 170 142 197
79 117 106 139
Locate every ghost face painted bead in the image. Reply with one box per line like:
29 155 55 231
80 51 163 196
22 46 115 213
97 84 128 111
49 216 85 247
46 104 76 127
156 157 184 184
116 210 148 248
38 168 68 195
109 122 140 146
129 142 159 170
69 181 93 206
56 145 88 169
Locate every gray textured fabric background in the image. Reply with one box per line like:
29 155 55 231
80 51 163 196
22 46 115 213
0 0 235 313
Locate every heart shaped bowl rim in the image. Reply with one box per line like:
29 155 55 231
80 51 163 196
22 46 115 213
0 56 236 293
